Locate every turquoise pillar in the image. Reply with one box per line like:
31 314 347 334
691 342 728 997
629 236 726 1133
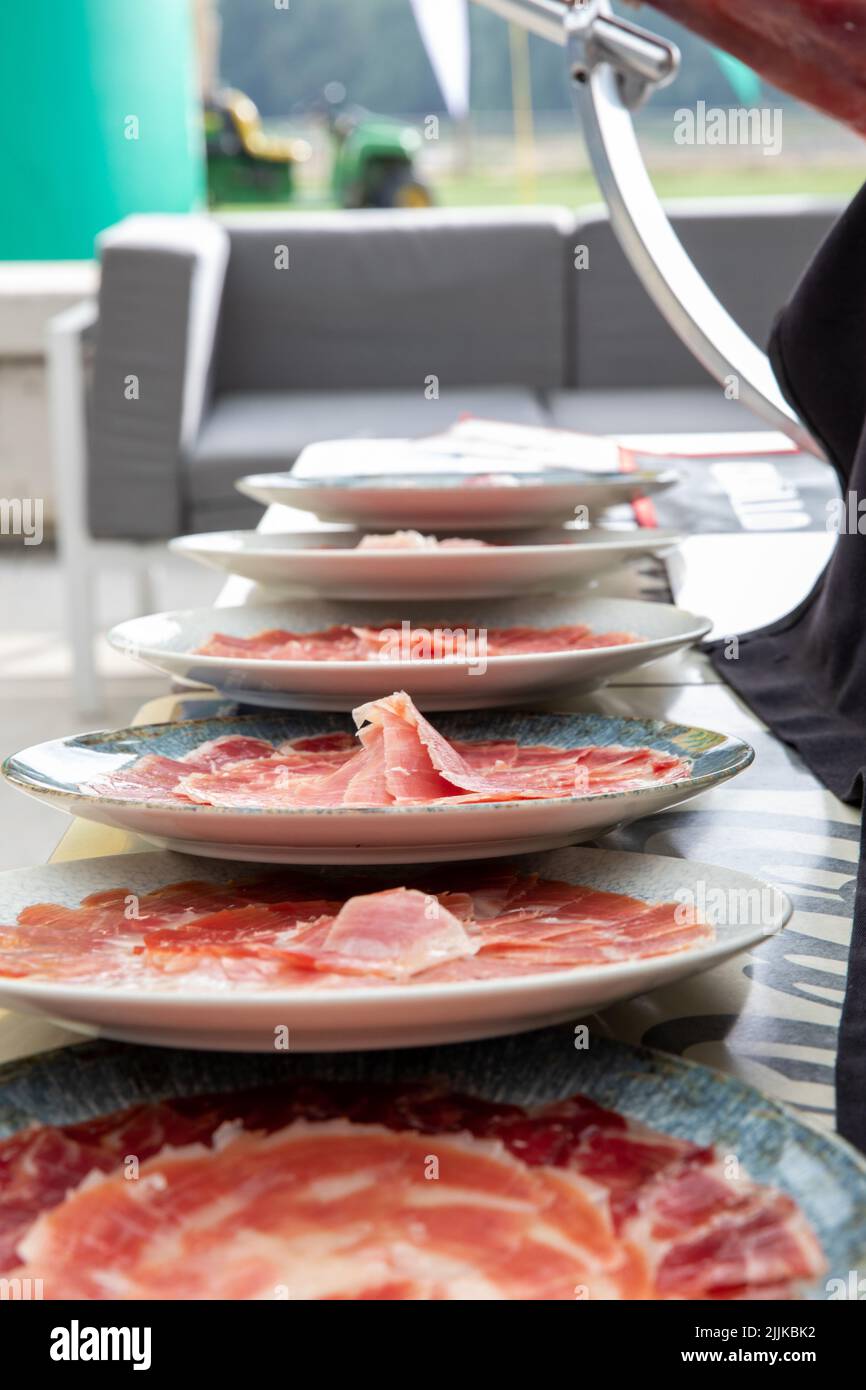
0 0 204 260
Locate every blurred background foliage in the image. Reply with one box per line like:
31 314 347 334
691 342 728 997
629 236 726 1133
217 0 780 117
215 0 862 207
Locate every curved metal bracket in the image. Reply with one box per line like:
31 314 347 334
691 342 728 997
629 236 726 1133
471 0 824 458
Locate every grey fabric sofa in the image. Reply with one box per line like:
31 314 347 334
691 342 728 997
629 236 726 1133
191 208 571 532
82 200 841 539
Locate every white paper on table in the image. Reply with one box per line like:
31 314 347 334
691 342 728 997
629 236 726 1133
419 418 624 471
293 422 624 479
292 420 795 481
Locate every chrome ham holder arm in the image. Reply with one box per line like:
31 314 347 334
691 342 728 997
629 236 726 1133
471 0 825 458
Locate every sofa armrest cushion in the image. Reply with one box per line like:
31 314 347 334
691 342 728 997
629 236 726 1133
87 215 228 539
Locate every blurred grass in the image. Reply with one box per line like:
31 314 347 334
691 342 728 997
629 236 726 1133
432 166 864 207
216 163 863 213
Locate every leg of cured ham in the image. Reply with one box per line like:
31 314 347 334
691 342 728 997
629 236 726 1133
651 1 866 136
0 1080 825 1300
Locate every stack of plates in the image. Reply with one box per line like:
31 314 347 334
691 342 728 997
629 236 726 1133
4 438 851 1302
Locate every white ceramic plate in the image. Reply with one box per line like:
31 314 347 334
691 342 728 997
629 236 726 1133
0 848 787 1050
2 708 754 865
235 467 680 529
107 596 711 712
169 527 684 599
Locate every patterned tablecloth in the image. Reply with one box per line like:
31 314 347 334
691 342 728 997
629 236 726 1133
0 435 853 1133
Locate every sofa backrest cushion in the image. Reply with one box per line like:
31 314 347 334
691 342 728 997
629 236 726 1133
213 208 574 393
568 198 843 389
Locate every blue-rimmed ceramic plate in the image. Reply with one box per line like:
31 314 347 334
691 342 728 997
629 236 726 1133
2 710 753 864
0 1033 861 1298
236 467 680 529
0 847 787 1050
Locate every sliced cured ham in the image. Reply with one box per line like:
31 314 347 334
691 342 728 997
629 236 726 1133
179 734 279 769
194 621 639 662
355 531 490 550
80 754 194 802
278 732 357 755
0 867 711 990
83 691 692 811
351 692 681 804
0 1079 825 1300
462 472 522 486
197 625 365 662
313 889 477 979
355 699 458 804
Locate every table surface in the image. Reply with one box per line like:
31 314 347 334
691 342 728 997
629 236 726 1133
1 432 853 1135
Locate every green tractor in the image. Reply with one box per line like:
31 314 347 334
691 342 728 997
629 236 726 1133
204 85 433 210
204 90 312 206
323 85 433 209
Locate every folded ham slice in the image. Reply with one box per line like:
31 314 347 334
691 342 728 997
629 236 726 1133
350 691 684 803
312 888 477 979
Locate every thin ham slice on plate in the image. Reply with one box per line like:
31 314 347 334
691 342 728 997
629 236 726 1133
83 690 691 811
0 866 713 989
194 621 639 662
0 1079 825 1300
355 531 491 550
